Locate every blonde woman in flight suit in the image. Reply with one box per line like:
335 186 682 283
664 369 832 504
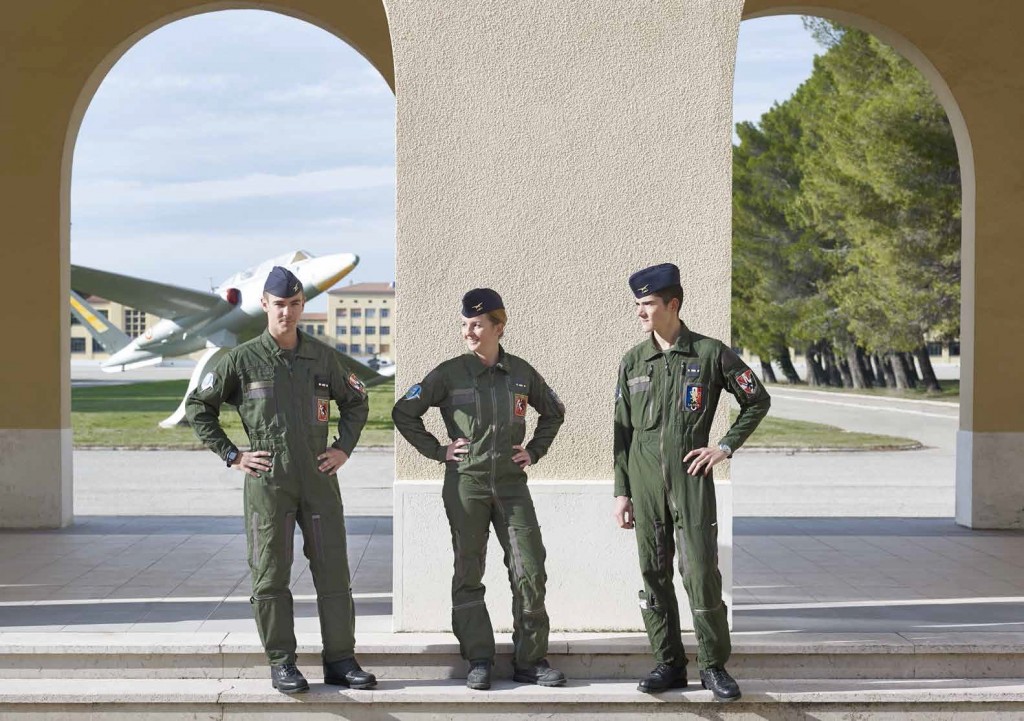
392 288 566 691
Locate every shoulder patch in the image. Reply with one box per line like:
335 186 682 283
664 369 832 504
735 368 758 396
402 384 422 401
547 386 564 413
348 373 367 395
200 372 216 392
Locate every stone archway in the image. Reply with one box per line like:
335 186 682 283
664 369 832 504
0 0 392 528
739 2 1024 529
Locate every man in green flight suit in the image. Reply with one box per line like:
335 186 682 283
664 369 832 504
186 265 376 695
613 263 770 703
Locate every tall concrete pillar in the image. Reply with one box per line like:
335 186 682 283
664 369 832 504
390 0 744 629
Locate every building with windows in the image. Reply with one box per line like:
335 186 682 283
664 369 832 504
327 282 395 362
69 297 162 360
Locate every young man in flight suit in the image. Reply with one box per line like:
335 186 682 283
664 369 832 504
613 263 771 702
187 266 376 694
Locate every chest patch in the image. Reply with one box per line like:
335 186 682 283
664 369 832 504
683 383 705 413
685 362 701 379
514 393 529 417
627 375 651 393
736 369 757 396
316 397 330 423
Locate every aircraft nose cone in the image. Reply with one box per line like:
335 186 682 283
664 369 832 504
309 253 360 294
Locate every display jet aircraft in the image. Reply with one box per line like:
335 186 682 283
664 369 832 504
70 250 393 428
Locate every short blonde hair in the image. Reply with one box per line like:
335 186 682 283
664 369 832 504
487 309 507 338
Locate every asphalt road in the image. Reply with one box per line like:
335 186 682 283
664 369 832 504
732 387 959 517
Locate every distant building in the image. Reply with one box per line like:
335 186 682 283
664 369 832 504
301 312 328 339
327 282 395 362
69 296 162 360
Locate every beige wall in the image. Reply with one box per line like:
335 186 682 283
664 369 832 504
392 0 743 480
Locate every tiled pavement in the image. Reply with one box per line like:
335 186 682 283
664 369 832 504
1 516 1022 634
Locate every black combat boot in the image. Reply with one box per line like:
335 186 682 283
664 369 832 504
637 663 687 693
700 666 741 702
323 655 377 690
512 659 567 687
270 663 309 694
466 659 492 690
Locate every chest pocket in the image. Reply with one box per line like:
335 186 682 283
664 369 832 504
508 377 529 425
447 386 478 437
311 374 331 425
240 364 277 427
628 367 661 431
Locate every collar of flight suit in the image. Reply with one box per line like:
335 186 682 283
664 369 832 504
259 328 317 360
642 324 696 362
467 344 511 376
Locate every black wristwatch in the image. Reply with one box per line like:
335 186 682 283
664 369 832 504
225 448 240 467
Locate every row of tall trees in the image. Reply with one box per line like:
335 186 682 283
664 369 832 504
732 21 961 390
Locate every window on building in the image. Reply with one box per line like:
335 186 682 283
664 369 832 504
366 344 377 354
949 342 961 357
70 314 81 326
336 308 348 318
366 308 377 319
351 344 362 354
381 326 391 336
926 342 943 357
336 326 347 335
366 327 376 335
351 308 362 318
381 308 390 319
317 324 324 335
336 343 348 353
98 309 109 319
92 339 104 353
351 327 361 335
305 324 314 334
380 344 390 354
71 338 86 353
123 309 147 338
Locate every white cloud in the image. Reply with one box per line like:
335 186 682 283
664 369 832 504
74 166 395 206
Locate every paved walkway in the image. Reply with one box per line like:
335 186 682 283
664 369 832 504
2 516 1022 634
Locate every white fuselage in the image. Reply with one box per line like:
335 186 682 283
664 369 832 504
102 251 358 371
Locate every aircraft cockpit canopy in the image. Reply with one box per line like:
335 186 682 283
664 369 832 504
218 250 315 289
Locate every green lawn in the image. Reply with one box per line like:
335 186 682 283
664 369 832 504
734 411 921 451
72 379 395 449
767 380 959 402
72 379 917 452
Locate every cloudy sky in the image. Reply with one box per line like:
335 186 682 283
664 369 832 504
71 11 820 309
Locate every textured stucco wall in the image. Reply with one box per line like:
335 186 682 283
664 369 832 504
391 0 745 481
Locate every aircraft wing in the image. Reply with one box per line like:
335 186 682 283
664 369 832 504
71 265 228 319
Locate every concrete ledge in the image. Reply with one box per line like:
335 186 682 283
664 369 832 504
3 632 1024 681
2 677 1024 704
393 479 733 632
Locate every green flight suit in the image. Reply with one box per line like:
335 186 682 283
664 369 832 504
186 329 369 666
392 348 565 666
614 327 770 670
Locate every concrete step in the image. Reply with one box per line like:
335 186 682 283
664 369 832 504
1 677 1023 719
1 631 1023 680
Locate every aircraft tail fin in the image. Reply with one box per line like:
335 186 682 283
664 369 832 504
70 290 132 354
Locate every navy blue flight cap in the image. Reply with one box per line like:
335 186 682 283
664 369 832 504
264 266 303 298
461 288 504 317
628 263 681 299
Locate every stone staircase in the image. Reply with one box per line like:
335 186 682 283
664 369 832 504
1 631 1022 718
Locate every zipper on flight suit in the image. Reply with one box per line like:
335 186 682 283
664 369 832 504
487 368 506 519
658 352 678 515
